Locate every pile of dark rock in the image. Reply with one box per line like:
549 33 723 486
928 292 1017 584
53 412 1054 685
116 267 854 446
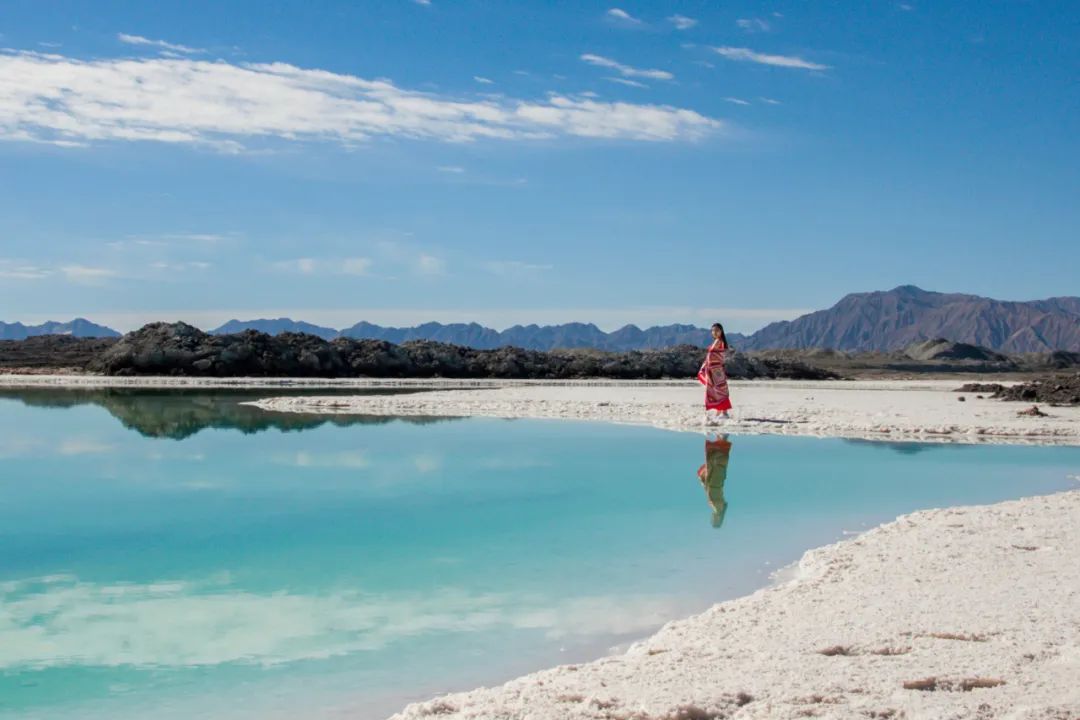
992 374 1080 405
0 335 117 372
957 374 1080 405
85 322 838 381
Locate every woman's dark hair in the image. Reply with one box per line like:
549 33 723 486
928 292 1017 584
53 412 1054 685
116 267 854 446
711 322 729 348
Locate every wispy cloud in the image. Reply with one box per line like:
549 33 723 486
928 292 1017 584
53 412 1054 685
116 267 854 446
117 33 203 55
413 0 432 5
713 46 828 71
341 258 373 276
724 97 751 106
0 260 50 280
484 260 553 276
415 254 445 276
580 53 673 81
272 257 372 276
436 165 465 174
735 18 772 33
759 96 782 105
668 15 697 30
60 265 117 284
473 76 494 85
606 8 643 26
606 77 648 89
0 50 720 148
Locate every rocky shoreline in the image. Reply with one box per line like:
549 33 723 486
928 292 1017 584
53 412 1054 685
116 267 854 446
3 322 838 381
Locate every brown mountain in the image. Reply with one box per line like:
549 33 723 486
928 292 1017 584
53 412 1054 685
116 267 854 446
741 286 1080 353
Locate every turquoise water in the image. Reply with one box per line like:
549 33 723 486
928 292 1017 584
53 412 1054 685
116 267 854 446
0 388 1077 720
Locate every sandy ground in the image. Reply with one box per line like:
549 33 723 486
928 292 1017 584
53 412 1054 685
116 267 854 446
248 379 1080 445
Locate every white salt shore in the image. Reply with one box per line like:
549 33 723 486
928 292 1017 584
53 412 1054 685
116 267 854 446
4 375 1079 717
246 379 1080 445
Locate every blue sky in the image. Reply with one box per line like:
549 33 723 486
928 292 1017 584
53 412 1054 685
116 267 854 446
1 1 1077 332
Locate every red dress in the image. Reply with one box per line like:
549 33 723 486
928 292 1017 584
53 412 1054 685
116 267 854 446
697 340 732 412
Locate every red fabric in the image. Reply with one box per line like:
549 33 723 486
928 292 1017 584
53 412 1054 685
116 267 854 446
698 340 732 411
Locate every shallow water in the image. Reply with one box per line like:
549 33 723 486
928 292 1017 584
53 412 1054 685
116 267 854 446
0 388 1077 719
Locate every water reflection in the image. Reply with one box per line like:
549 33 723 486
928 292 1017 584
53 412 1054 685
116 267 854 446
0 387 459 440
696 434 733 528
842 438 974 456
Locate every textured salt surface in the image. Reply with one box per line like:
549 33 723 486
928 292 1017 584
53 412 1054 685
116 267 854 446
248 380 1080 445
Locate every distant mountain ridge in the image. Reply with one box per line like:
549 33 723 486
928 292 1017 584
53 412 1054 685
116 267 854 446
739 286 1080 353
210 318 738 351
7 286 1078 352
0 318 120 340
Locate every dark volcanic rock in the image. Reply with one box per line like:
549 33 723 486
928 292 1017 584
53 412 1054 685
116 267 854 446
955 382 1006 394
87 323 349 377
992 374 1080 405
0 335 117 371
81 323 840 381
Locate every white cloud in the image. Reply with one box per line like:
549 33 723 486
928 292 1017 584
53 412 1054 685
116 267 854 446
341 257 373 276
436 165 465 173
473 76 494 85
606 8 643 25
606 77 648 89
736 18 771 33
0 51 720 148
724 97 751 106
713 46 829 71
484 260 553 276
580 53 673 81
668 15 697 30
277 258 317 274
117 33 203 55
149 260 212 272
60 265 117 284
413 0 432 5
0 260 50 279
415 254 444 276
760 96 782 105
271 257 371 276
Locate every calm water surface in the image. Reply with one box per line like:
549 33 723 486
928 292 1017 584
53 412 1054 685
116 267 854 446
1 388 1077 719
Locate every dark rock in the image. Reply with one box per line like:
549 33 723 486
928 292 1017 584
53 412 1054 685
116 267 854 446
992 373 1080 405
956 383 1006 394
78 323 841 381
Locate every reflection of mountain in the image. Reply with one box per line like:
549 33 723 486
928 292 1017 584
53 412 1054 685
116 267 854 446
697 436 732 528
841 438 974 456
0 388 457 440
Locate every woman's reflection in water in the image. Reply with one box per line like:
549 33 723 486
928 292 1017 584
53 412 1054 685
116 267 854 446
697 434 733 528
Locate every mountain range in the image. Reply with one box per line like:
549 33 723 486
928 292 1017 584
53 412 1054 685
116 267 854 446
0 318 120 341
738 286 1080 353
5 286 1078 352
209 318 727 351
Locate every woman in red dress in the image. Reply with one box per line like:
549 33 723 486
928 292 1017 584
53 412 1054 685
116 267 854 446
697 322 732 422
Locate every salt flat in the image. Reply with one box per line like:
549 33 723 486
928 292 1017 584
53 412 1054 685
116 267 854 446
247 379 1080 445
